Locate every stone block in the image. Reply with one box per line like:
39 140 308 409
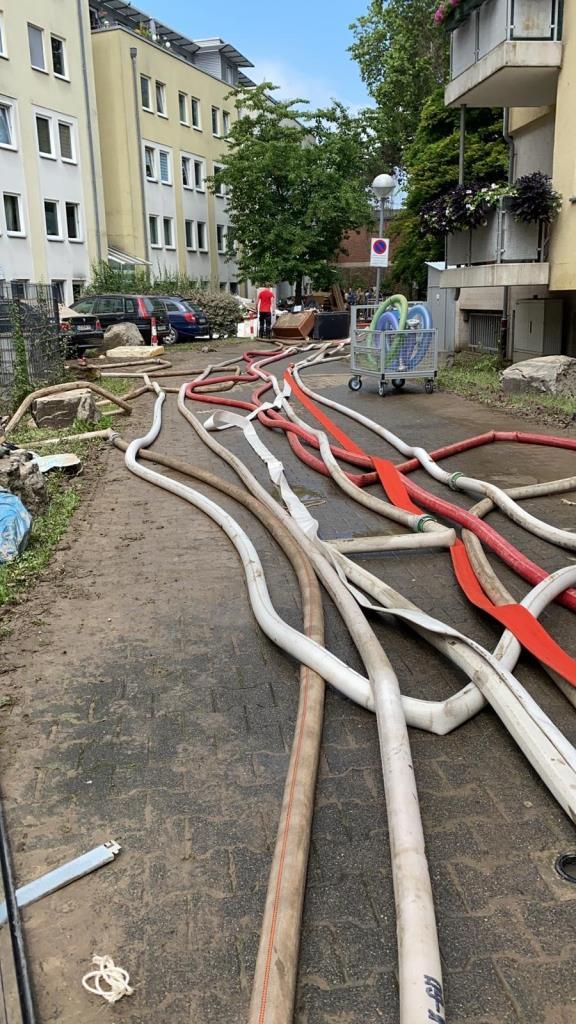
0 452 47 514
105 345 165 359
33 389 100 429
103 322 144 347
501 355 576 396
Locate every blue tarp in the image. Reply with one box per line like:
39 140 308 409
0 490 32 564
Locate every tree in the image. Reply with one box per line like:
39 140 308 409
211 84 374 300
349 0 449 173
389 89 509 293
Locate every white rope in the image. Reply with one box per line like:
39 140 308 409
82 955 134 1004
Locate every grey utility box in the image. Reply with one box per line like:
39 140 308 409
513 299 563 363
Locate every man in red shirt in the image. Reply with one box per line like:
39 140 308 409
257 286 275 339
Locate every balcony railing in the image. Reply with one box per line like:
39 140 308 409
446 199 549 267
450 0 563 79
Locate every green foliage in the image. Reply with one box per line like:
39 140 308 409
211 84 374 294
389 88 508 292
182 288 240 338
349 0 449 171
9 302 30 411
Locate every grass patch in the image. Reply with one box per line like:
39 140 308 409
438 352 575 426
0 474 80 607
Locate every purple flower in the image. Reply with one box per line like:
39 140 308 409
434 8 444 22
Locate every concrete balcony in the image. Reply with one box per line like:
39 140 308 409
440 199 550 287
445 0 563 108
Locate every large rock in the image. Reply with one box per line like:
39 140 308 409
501 355 576 396
0 452 46 514
105 345 165 360
33 389 100 429
103 322 144 347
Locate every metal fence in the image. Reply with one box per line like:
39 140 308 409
0 282 64 414
469 312 501 355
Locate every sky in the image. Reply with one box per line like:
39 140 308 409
146 0 371 112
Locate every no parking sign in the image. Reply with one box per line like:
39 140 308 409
370 237 389 268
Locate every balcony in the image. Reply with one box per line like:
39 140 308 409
445 0 563 108
440 198 550 287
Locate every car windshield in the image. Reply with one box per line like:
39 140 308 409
143 297 167 313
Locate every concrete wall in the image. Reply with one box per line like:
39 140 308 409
548 0 576 292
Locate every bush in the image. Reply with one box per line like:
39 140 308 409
84 262 242 338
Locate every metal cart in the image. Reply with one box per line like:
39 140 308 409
348 304 438 396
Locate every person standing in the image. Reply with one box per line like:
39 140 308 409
257 285 275 339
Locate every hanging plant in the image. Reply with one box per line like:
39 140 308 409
421 176 562 237
509 172 562 224
434 0 485 30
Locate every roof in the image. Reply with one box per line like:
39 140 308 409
107 246 151 267
193 38 254 68
90 1 200 61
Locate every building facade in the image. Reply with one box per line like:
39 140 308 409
89 3 252 291
0 0 107 303
439 0 576 360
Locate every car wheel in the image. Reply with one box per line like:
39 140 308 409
165 326 177 345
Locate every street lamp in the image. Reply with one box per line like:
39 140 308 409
371 173 395 299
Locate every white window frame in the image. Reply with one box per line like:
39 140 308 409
65 201 82 242
28 24 46 73
178 92 189 126
197 220 208 252
216 224 226 254
211 106 220 137
222 111 230 137
3 193 25 237
144 145 157 181
0 99 16 151
140 75 152 112
184 219 196 251
44 198 62 241
50 34 68 80
58 120 76 163
193 159 205 192
191 97 201 131
0 12 8 59
155 81 167 118
35 114 55 159
181 155 193 189
213 164 225 198
163 216 175 250
158 149 172 185
149 214 161 248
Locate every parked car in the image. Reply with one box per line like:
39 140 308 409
154 296 210 342
70 294 170 345
59 304 104 355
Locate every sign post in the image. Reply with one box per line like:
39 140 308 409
370 237 389 301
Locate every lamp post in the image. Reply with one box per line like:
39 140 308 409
371 173 395 300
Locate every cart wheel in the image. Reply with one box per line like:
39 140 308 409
348 376 362 391
378 382 386 397
424 380 434 394
392 378 405 391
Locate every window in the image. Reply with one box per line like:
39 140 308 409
73 297 93 313
51 36 66 78
163 217 174 248
125 298 136 314
140 75 152 111
0 13 7 58
66 202 80 240
51 280 65 302
181 156 192 188
230 282 238 295
155 81 166 117
58 121 74 161
144 146 156 180
36 115 53 157
28 25 45 71
72 280 85 302
4 194 23 235
225 64 235 85
185 219 195 250
211 106 220 136
194 160 204 190
213 165 225 197
191 97 201 129
216 225 226 254
197 221 207 251
178 92 188 125
0 102 13 148
44 200 61 238
159 150 171 184
223 111 230 137
149 215 160 247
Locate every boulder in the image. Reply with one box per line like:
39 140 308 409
105 345 165 359
501 355 576 396
103 322 144 347
0 452 47 514
33 388 100 429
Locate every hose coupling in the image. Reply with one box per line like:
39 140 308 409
449 471 464 491
108 431 121 444
416 514 437 533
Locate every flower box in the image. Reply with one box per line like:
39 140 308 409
434 0 487 31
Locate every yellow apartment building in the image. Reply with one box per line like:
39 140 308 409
0 0 107 302
89 1 253 291
439 0 576 360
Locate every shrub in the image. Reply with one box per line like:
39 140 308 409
184 287 241 338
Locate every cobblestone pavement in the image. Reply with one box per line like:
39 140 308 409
1 344 575 1023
